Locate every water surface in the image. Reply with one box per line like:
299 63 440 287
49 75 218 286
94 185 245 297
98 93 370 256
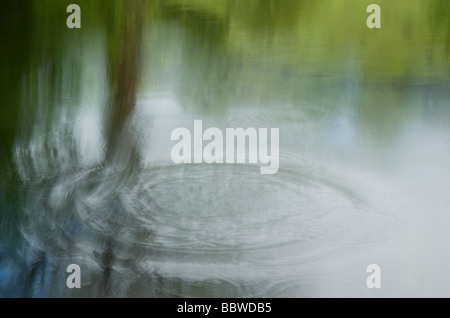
1 0 450 297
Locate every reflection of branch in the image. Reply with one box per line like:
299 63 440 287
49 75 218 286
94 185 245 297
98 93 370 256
100 2 145 294
105 0 145 168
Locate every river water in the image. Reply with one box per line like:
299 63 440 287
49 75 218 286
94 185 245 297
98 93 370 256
1 1 450 297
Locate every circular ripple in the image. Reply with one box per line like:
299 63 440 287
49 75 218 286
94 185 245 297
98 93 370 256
69 163 365 266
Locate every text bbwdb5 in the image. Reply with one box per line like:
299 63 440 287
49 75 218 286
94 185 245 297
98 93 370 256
171 120 279 174
177 302 272 315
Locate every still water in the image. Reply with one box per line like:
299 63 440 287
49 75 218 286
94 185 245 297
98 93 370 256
1 0 450 297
